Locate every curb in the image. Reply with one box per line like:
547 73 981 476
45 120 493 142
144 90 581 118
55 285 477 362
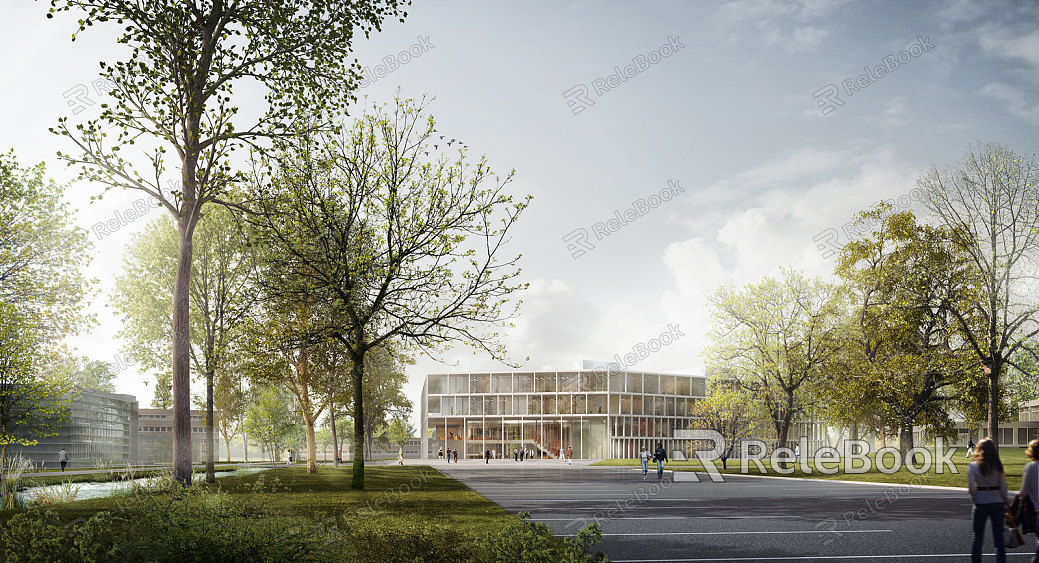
668 468 970 491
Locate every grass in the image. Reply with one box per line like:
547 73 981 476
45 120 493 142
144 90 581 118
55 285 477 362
23 464 241 487
593 446 1034 490
0 465 517 543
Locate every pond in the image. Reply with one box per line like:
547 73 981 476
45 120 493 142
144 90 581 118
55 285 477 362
17 467 271 502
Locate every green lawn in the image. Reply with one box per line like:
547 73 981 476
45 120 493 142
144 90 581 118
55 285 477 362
0 465 596 562
593 446 1034 490
3 465 510 529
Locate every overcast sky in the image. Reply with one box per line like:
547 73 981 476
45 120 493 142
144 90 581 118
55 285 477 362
3 1 1038 428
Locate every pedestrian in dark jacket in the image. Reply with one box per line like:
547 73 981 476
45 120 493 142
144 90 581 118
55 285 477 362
654 442 668 479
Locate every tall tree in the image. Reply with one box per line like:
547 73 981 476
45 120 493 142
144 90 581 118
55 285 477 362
48 0 408 484
114 207 255 482
830 204 978 454
248 98 530 488
706 268 843 450
919 142 1039 443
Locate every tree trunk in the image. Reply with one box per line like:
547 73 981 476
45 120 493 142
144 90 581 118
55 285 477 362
988 362 1000 445
243 431 249 462
205 367 215 483
172 220 195 486
305 414 318 473
224 434 232 463
351 348 365 489
329 392 339 469
898 424 914 456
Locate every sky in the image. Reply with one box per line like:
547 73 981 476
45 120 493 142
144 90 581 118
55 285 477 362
2 1 1038 431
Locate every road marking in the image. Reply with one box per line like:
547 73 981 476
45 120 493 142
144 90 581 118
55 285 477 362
612 554 1036 562
531 519 797 523
566 530 892 537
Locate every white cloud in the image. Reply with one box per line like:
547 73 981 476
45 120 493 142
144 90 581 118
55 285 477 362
980 82 1039 125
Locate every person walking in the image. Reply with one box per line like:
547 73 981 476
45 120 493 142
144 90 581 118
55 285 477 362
520 449 525 462
485 449 491 464
58 448 68 472
438 447 444 461
1017 439 1039 563
654 442 668 480
968 439 977 458
639 446 651 479
513 448 518 462
453 449 458 463
968 438 1009 563
398 447 404 465
794 444 801 462
446 448 451 463
568 446 573 460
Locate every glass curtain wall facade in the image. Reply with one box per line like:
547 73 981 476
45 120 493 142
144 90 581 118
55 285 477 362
420 370 706 459
8 388 138 469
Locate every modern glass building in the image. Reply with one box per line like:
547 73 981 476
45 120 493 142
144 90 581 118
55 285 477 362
420 367 706 460
8 387 138 469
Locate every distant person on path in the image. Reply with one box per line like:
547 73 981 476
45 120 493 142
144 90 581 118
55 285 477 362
485 449 491 464
398 447 404 465
654 442 668 480
438 448 444 460
1016 439 1039 562
968 439 977 458
520 449 525 462
567 446 573 460
445 448 450 463
58 448 68 472
794 444 801 462
453 449 458 463
639 446 651 479
968 438 1009 563
514 448 518 462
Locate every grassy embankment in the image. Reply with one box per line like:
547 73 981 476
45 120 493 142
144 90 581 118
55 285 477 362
593 447 1034 490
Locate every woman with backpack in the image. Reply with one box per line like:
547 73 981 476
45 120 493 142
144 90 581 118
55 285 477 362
968 438 1009 563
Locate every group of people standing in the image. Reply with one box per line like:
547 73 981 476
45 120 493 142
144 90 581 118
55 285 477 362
968 438 1039 563
438 448 459 462
639 443 669 479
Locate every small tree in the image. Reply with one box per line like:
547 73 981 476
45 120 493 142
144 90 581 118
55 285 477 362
244 387 296 467
689 378 773 461
0 304 76 469
381 415 416 454
706 268 843 450
248 97 530 488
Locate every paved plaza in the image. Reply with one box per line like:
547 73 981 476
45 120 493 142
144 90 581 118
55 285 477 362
438 460 1038 562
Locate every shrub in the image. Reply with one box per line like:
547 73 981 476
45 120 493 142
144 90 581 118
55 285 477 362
344 519 476 562
474 512 609 563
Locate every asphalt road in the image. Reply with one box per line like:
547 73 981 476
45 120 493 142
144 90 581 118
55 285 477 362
439 460 1039 562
